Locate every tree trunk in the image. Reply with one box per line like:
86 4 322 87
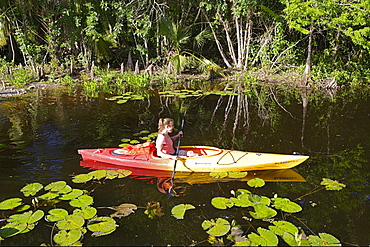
302 25 313 86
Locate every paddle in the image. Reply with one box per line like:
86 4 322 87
168 112 186 196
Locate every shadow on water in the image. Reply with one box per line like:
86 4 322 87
0 85 368 246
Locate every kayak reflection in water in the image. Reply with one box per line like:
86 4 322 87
156 118 197 159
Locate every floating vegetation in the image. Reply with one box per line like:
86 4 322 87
171 204 195 219
119 130 158 147
210 171 247 179
0 172 345 246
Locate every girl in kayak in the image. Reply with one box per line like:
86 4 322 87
156 118 195 159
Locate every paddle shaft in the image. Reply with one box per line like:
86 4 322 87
169 114 186 193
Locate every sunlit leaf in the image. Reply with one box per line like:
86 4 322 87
282 232 299 246
140 130 150 134
0 222 27 238
247 178 265 188
114 170 132 178
38 192 60 200
171 204 195 219
53 229 82 246
59 189 84 200
58 185 72 194
72 173 94 183
228 171 248 178
69 195 93 207
248 227 278 246
250 204 277 219
231 193 253 207
269 221 299 236
20 183 43 197
57 215 85 230
0 198 23 210
8 210 44 224
249 194 270 206
209 172 228 178
129 140 140 144
88 170 107 180
321 178 346 191
202 218 231 237
73 206 97 220
44 181 67 192
87 217 117 236
211 197 234 209
308 233 341 246
14 205 30 212
272 198 302 213
116 99 128 104
120 138 131 143
46 208 69 222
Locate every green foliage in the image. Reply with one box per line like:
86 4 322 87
171 204 195 219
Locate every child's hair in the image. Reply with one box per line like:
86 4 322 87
158 118 174 133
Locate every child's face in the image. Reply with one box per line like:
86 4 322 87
166 124 174 133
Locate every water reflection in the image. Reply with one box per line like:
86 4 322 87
80 159 306 196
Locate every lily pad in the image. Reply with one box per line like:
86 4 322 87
249 194 270 206
0 198 23 210
58 185 72 194
73 206 97 220
0 222 27 238
231 193 253 207
20 183 43 197
69 195 94 207
88 170 107 180
8 210 44 224
44 181 67 192
247 178 265 188
59 189 84 200
53 229 82 246
248 227 278 246
308 233 341 246
72 173 94 183
211 197 234 209
202 218 231 237
250 204 277 219
57 215 85 230
228 171 248 178
171 204 195 219
272 198 302 213
38 192 60 200
45 208 69 222
87 217 117 236
269 220 299 236
321 178 346 191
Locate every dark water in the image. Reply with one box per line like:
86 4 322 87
0 85 369 246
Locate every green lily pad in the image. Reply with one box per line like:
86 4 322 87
59 189 84 200
46 208 69 222
321 178 346 191
8 210 44 224
269 220 299 236
0 198 23 210
117 99 128 104
73 206 97 220
231 193 253 207
114 170 132 178
14 204 31 212
87 217 117 236
0 222 27 238
20 183 43 197
202 218 231 237
249 194 270 206
171 204 195 219
120 138 131 143
58 185 73 194
129 140 140 145
250 204 277 219
210 172 228 179
247 178 265 188
308 233 341 246
57 215 85 230
69 195 93 208
228 171 248 178
38 192 60 200
88 170 107 180
248 227 278 246
272 198 302 213
72 173 94 183
211 197 234 209
44 181 67 192
53 229 82 246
